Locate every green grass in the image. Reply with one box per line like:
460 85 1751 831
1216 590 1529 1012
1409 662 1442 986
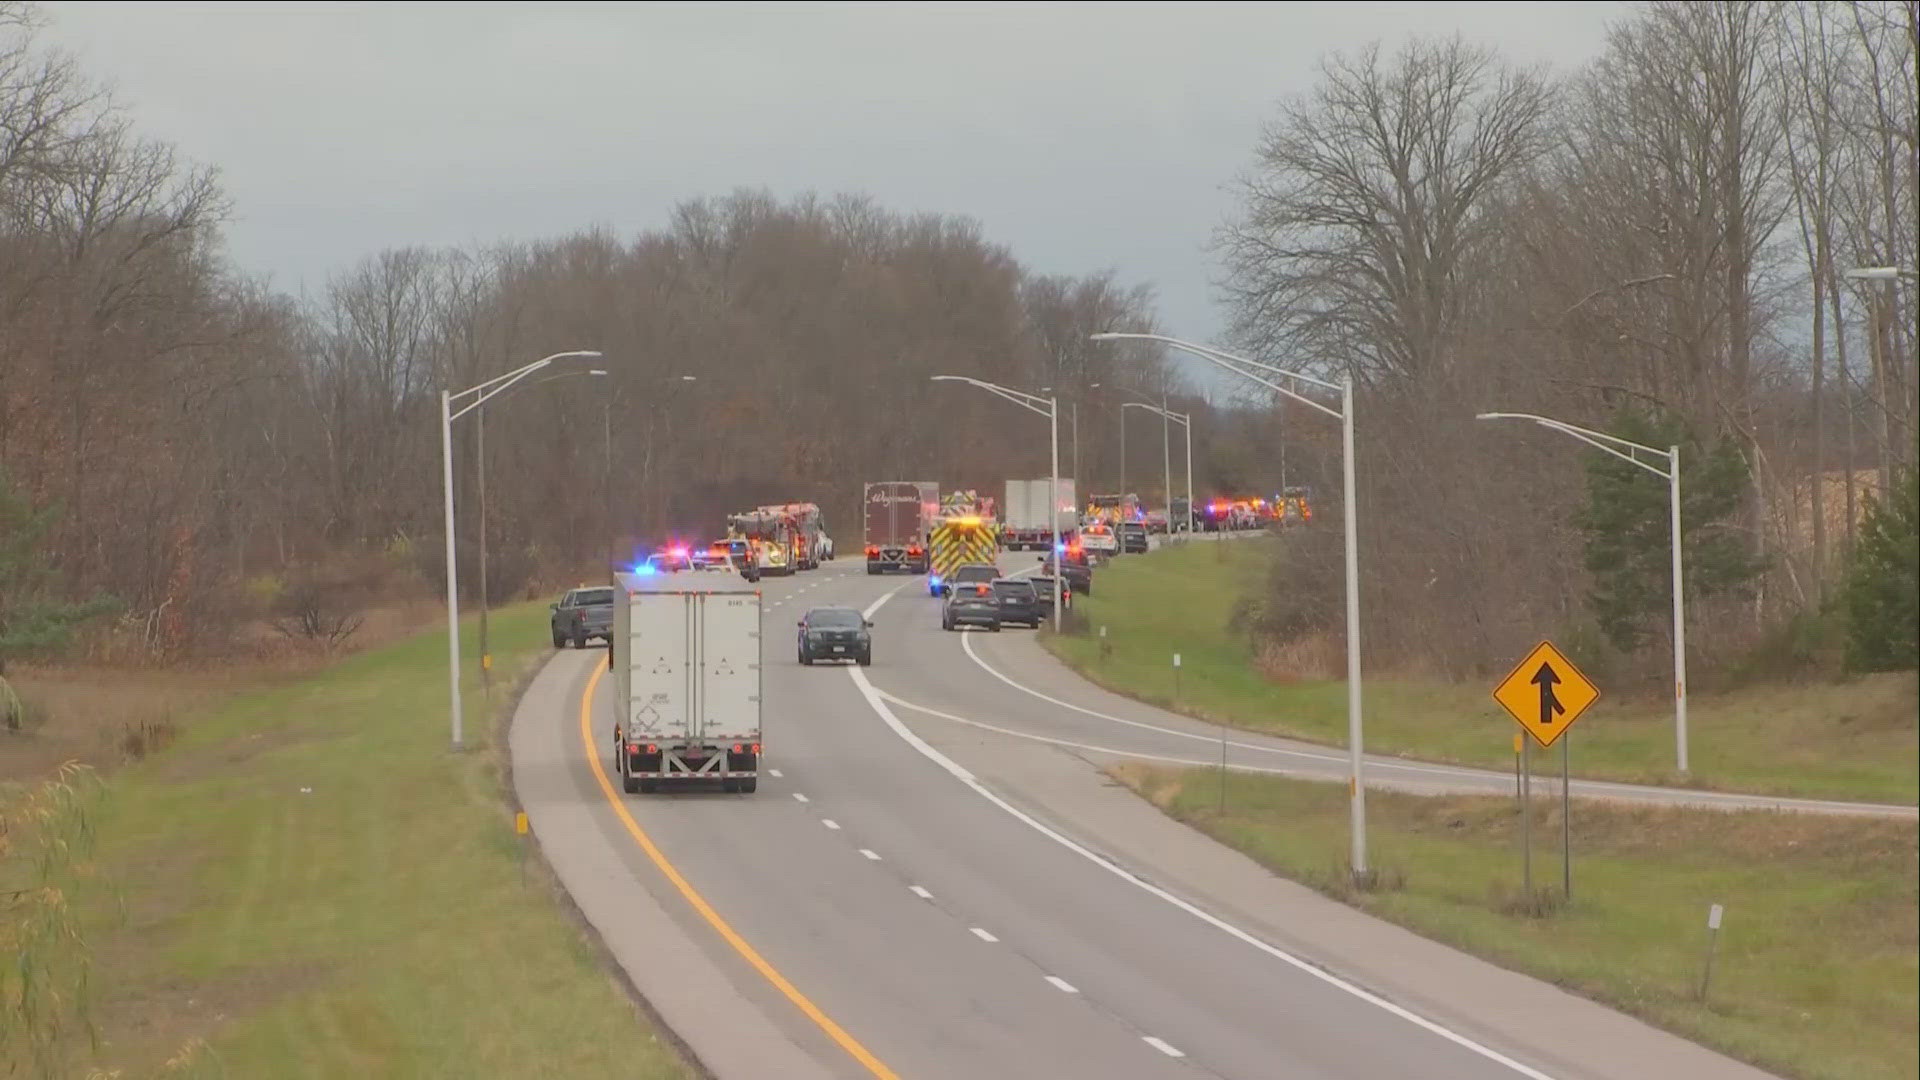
73 602 688 1078
1046 539 1919 803
1117 763 1919 1080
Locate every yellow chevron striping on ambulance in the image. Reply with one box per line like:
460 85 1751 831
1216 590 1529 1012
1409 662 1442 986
928 515 997 593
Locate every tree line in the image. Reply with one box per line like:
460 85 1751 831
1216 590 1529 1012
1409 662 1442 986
1218 0 1917 678
0 2 1198 664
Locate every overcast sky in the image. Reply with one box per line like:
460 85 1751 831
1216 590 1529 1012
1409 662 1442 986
42 0 1625 395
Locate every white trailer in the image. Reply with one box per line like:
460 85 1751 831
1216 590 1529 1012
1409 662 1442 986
609 572 763 794
1002 477 1078 550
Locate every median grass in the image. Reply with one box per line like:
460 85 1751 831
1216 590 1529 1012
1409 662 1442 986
61 601 688 1078
1114 763 1918 1080
1046 538 1919 804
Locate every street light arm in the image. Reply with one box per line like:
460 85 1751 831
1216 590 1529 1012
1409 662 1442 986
449 350 604 422
1476 412 1672 479
1122 401 1191 427
1092 332 1342 419
1092 332 1345 394
930 375 1053 418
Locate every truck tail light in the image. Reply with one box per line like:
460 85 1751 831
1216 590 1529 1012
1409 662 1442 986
751 743 761 755
626 743 640 754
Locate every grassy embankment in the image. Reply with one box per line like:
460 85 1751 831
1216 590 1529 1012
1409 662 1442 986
1115 764 1917 1080
1045 537 1918 803
48 602 687 1077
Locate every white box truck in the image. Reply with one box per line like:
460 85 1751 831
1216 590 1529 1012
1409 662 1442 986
609 571 763 794
1001 478 1078 551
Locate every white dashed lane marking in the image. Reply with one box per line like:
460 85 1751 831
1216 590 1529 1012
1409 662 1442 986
822 819 841 830
792 792 809 803
909 886 933 900
969 927 998 943
769 769 784 778
858 849 881 861
1143 1037 1184 1058
1045 976 1079 994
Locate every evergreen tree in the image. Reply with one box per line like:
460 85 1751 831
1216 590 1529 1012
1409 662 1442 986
1576 410 1765 654
0 472 118 685
1841 469 1918 672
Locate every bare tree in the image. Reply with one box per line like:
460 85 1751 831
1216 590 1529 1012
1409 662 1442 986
1218 36 1553 383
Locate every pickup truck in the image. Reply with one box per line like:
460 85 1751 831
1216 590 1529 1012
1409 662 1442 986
551 585 615 648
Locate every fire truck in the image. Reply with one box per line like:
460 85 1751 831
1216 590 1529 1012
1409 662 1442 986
725 511 796 576
752 503 833 568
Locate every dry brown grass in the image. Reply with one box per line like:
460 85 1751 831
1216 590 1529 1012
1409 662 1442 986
0 598 451 786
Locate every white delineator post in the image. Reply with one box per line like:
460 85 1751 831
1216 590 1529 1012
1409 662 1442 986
440 389 464 751
1670 443 1687 775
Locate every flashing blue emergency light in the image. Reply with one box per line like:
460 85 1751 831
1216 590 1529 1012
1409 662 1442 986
634 562 658 576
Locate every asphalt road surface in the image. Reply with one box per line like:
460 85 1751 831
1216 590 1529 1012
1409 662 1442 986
511 546 1877 1080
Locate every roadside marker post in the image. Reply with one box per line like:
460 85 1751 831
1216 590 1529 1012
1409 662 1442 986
1698 903 1725 1002
515 811 529 885
1173 652 1182 699
1494 641 1599 906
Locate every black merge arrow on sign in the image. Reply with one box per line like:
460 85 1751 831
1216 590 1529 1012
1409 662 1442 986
1532 662 1566 726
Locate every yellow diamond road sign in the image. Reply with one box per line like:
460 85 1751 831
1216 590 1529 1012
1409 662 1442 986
1493 640 1600 749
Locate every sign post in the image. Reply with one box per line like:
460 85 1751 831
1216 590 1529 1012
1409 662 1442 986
1562 732 1572 899
1698 903 1725 1002
1493 641 1600 904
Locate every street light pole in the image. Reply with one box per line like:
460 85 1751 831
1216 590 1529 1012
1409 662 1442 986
441 350 603 751
933 376 1063 633
1092 332 1368 880
1124 400 1176 534
1477 412 1689 774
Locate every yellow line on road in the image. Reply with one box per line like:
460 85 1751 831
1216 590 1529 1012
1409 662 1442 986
576 661 900 1080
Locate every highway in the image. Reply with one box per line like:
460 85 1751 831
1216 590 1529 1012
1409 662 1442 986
511 551 1834 1080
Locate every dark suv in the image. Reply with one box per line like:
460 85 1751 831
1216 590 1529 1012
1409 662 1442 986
936 562 1000 598
941 581 1002 631
1118 521 1150 553
798 607 872 666
551 586 615 648
990 579 1041 628
1038 551 1094 596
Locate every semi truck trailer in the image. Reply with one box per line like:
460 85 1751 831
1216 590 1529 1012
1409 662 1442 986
609 571 763 794
863 480 940 574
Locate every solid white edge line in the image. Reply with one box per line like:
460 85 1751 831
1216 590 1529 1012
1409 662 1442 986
1142 1036 1185 1058
970 927 998 942
956 618 1914 816
876 689 1323 780
850 586 1559 1080
909 885 933 900
1045 975 1079 994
